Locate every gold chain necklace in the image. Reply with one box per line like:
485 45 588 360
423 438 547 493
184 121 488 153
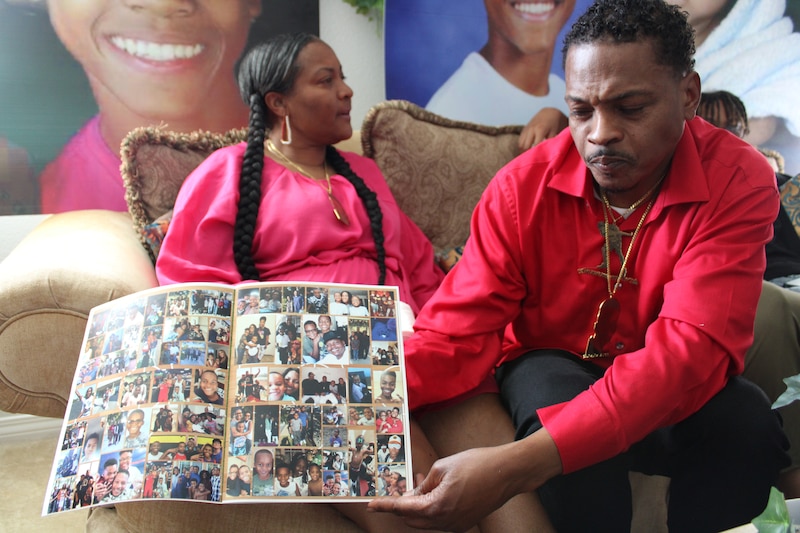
583 187 659 359
265 139 350 225
605 173 666 223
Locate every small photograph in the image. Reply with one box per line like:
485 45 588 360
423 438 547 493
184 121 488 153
143 292 167 327
348 432 377 497
284 286 306 313
253 404 280 446
306 286 329 314
371 341 400 366
185 317 208 342
376 406 404 434
323 404 346 426
229 406 254 458
166 290 190 317
70 384 97 420
353 405 377 427
190 367 226 406
348 367 372 404
282 406 315 446
274 316 301 364
189 288 225 316
46 476 77 513
159 341 181 366
368 290 397 318
258 287 284 313
62 420 87 451
234 314 276 364
102 412 125 452
207 345 231 369
300 366 347 404
81 335 104 362
323 427 346 449
373 366 404 406
370 317 397 342
87 309 110 339
179 340 206 366
102 327 124 355
138 325 163 368
151 368 193 403
150 403 177 433
251 448 276 497
150 435 189 461
79 419 104 464
207 317 231 346
321 469 350 496
120 407 151 449
273 448 319 497
177 404 226 436
54 447 80 478
140 461 172 499
377 434 406 464
75 357 102 385
119 371 153 408
235 366 267 402
122 298 147 330
225 456 250 498
376 463 409 497
347 319 371 361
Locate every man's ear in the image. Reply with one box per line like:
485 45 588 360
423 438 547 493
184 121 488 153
683 70 702 121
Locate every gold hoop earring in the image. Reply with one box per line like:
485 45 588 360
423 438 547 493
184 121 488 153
281 115 292 145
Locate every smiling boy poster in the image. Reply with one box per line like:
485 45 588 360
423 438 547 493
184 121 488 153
0 0 318 215
385 0 800 175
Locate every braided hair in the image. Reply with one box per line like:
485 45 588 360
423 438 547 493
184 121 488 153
233 33 386 284
697 90 749 138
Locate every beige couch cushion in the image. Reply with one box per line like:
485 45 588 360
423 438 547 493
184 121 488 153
361 100 523 251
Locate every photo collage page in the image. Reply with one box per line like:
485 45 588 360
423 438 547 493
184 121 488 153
45 282 410 514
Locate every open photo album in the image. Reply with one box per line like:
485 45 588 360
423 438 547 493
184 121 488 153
43 281 412 514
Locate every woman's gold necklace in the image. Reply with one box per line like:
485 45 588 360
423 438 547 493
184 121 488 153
265 138 350 225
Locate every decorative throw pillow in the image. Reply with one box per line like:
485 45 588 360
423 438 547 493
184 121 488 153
121 127 247 262
780 173 800 239
361 100 523 251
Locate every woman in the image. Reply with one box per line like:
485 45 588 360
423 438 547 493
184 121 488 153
154 33 444 532
155 33 444 317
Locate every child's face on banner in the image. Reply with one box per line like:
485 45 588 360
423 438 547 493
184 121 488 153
46 0 261 119
483 0 576 54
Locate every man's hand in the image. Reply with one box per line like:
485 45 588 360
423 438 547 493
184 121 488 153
518 108 569 151
368 446 521 532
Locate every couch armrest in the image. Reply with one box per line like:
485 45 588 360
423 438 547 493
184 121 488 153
0 210 158 418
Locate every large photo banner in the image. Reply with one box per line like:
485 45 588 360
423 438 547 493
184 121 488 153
385 0 800 175
0 0 319 215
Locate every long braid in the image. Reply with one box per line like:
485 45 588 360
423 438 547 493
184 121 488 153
326 145 387 285
233 93 267 281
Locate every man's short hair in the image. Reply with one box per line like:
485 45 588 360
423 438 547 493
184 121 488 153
562 0 695 77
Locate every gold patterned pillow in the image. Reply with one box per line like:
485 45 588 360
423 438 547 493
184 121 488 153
779 173 800 239
121 127 247 262
361 100 523 251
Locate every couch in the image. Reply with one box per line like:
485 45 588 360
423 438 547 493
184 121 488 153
1 99 797 531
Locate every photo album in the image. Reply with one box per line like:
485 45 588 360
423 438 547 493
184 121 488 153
44 281 412 514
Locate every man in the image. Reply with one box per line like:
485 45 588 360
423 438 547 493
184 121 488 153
122 409 148 448
307 287 328 314
146 441 161 462
100 470 132 503
91 458 118 503
371 1 789 531
318 330 350 365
